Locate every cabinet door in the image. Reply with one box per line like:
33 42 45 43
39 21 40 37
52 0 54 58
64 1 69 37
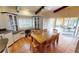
13 33 25 42
13 34 19 42
4 32 13 47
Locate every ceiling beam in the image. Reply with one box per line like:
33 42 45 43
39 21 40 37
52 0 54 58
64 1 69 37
1 12 17 15
53 6 68 13
35 6 45 14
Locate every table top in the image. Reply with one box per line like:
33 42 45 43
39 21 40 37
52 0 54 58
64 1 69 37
31 31 58 44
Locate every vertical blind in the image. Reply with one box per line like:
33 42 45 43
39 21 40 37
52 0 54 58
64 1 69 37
17 16 33 30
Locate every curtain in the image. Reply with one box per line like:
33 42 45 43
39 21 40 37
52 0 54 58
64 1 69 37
17 16 33 30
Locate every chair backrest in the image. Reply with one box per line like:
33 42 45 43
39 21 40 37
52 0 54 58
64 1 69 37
44 34 56 44
56 33 59 40
25 29 31 37
53 29 58 33
51 34 57 41
25 30 31 33
43 29 47 32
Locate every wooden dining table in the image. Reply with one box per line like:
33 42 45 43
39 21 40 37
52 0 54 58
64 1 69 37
31 30 58 52
31 30 58 43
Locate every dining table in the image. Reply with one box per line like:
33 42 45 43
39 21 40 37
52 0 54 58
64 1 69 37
31 30 58 52
31 30 58 43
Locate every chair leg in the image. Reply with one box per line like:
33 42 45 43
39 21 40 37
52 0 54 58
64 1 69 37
56 39 58 45
43 45 48 53
52 42 55 48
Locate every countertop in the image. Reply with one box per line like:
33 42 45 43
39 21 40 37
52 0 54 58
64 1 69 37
0 38 8 53
0 30 12 34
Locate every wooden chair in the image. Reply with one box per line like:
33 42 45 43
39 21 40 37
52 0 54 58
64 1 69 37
31 39 40 53
42 38 53 52
55 33 59 45
25 29 31 37
43 34 59 52
53 29 58 33
51 33 59 47
43 29 47 32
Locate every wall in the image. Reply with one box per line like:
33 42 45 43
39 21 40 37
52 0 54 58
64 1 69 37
0 6 16 30
0 14 9 29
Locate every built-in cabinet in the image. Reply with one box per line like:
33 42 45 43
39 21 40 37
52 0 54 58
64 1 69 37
13 32 25 42
4 32 13 47
0 31 25 49
0 14 18 32
0 32 13 47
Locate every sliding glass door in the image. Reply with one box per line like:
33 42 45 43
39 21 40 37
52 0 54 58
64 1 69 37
63 17 78 35
55 17 78 36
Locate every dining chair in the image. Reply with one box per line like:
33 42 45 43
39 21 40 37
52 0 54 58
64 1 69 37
56 33 59 45
43 34 59 52
53 29 58 33
25 29 31 37
31 42 40 53
31 39 40 53
43 29 47 32
51 35 57 47
42 38 53 52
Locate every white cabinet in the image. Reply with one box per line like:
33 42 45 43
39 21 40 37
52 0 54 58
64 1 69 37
4 32 13 47
13 33 20 42
13 33 25 42
0 31 25 47
0 32 13 53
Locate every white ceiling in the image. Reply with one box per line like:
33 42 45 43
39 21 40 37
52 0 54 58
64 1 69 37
44 6 62 11
17 6 62 13
15 6 63 16
17 6 41 12
0 6 64 16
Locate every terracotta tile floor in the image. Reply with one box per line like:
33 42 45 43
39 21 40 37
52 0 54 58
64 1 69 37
8 34 78 53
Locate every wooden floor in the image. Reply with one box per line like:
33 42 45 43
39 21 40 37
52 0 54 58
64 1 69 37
8 34 78 53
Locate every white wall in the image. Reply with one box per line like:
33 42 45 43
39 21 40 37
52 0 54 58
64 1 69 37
0 14 10 29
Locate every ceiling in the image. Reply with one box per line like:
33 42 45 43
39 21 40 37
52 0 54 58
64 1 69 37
17 6 62 13
16 6 63 16
18 6 41 12
1 6 72 17
44 6 62 11
1 6 79 17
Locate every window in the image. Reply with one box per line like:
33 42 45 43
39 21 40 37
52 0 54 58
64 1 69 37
56 18 63 27
64 17 78 28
